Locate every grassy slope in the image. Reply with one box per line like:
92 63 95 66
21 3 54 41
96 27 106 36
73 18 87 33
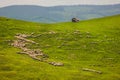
0 15 120 80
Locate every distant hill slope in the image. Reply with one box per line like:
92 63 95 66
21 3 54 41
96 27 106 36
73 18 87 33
0 15 120 80
0 4 120 23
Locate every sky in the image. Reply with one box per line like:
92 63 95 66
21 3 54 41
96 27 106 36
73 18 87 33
0 0 120 7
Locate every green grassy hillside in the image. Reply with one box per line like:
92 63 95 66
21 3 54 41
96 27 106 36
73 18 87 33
0 15 120 80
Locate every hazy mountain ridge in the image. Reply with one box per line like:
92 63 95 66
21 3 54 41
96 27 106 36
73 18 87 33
0 4 120 23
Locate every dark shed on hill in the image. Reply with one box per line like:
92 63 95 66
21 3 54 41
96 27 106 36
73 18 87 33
72 18 79 22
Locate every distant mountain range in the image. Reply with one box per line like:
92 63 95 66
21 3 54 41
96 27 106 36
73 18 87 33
0 4 120 23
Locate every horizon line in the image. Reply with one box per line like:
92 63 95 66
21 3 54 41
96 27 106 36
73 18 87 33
0 3 120 8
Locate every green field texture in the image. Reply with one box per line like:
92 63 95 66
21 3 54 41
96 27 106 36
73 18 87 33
0 15 120 80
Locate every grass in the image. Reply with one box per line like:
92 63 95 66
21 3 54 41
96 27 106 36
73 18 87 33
0 14 120 80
